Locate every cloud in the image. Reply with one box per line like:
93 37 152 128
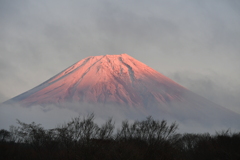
0 102 142 130
167 71 240 114
1 100 239 134
0 104 76 130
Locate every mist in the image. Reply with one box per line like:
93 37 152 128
1 101 239 134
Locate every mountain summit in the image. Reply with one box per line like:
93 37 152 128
6 54 187 107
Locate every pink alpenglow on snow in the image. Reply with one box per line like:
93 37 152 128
6 54 186 107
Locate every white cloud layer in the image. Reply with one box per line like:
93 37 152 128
1 101 239 134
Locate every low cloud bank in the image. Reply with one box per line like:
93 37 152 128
0 102 142 130
1 101 239 134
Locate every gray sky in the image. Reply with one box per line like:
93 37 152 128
1 0 240 114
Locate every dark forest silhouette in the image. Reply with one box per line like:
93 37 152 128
1 113 240 160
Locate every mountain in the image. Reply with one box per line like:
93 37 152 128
5 54 186 107
3 53 240 131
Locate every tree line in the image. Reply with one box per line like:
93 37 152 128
1 113 240 160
